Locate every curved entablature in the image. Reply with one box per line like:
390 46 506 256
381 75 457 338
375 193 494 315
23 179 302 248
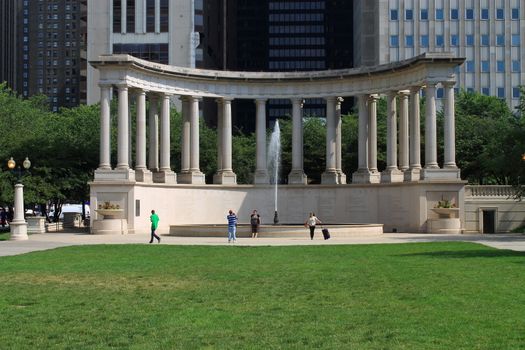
91 52 464 99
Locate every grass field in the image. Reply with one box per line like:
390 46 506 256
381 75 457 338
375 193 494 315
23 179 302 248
0 242 524 349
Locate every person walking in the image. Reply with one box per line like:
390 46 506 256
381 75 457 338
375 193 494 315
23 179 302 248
250 210 261 238
149 210 161 243
227 209 238 243
304 212 322 240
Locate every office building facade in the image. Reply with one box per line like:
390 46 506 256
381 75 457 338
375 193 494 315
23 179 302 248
0 0 23 93
87 0 198 104
354 0 525 109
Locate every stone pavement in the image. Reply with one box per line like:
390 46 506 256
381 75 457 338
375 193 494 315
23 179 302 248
1 231 525 257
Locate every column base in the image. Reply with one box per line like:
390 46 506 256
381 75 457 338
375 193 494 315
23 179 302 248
10 221 28 240
135 168 153 183
288 170 307 185
213 171 237 185
421 168 461 180
94 168 135 182
337 171 347 185
352 169 381 184
404 168 421 182
254 170 269 185
381 168 404 183
178 171 206 184
321 170 339 184
153 170 177 184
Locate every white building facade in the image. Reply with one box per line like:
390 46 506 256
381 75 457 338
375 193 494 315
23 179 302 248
87 0 197 104
354 0 525 109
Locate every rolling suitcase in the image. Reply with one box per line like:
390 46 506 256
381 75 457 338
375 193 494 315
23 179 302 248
322 227 330 240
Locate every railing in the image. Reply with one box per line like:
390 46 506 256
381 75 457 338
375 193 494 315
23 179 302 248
466 185 518 198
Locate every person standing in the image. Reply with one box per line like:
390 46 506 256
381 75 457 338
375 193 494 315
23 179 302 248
149 210 161 243
250 210 261 238
304 212 322 240
227 209 238 243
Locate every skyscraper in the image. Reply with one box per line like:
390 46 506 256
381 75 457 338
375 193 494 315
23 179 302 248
0 0 23 93
354 0 525 110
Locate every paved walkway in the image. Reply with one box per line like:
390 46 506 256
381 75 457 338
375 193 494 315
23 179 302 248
1 231 525 257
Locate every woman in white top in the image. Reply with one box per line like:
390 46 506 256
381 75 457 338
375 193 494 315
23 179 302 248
304 212 322 240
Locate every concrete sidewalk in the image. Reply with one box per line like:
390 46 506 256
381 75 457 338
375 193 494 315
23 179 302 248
1 231 525 257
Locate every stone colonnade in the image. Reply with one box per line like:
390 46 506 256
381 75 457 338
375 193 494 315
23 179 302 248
96 80 458 185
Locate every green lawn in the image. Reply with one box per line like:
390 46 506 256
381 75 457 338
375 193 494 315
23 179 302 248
0 242 524 349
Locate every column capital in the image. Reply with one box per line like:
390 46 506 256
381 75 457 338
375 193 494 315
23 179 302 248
290 98 304 105
255 98 268 104
424 81 439 89
98 83 113 89
398 90 410 98
324 96 337 103
368 93 380 102
115 83 129 90
410 86 422 94
442 81 456 88
221 97 234 103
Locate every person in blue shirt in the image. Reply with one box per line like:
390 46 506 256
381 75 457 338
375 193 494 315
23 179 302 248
226 209 238 243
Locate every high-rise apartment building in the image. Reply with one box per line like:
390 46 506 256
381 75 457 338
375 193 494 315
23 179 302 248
354 0 525 109
0 0 86 111
0 0 23 93
87 0 198 104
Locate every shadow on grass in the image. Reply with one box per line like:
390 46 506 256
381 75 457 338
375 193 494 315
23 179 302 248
397 249 525 259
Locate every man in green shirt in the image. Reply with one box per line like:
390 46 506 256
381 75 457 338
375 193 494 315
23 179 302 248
149 210 161 243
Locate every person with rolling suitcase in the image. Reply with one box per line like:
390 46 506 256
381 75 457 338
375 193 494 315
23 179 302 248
304 212 322 240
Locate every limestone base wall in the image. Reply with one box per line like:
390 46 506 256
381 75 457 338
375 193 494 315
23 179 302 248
90 181 466 234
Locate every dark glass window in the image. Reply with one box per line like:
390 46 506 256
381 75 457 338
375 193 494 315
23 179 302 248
160 0 169 32
146 0 155 32
113 0 121 32
127 0 135 33
113 44 169 64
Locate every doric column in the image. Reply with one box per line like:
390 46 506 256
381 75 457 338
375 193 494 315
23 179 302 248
116 85 130 170
353 94 379 184
180 96 205 184
254 98 269 184
443 82 457 169
98 84 111 170
180 96 191 173
368 94 379 174
216 99 224 172
424 83 439 169
135 89 152 182
148 94 159 172
398 90 410 172
335 97 346 184
406 87 422 181
381 91 403 183
321 96 338 184
213 98 236 184
288 98 307 184
153 93 176 183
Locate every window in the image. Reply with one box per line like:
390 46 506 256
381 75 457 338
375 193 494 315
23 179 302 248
436 35 444 47
481 35 490 46
421 35 429 47
466 35 474 46
405 9 413 20
496 35 505 46
512 8 520 20
390 9 398 20
160 0 169 32
496 8 504 19
513 87 521 98
497 60 505 72
466 8 474 19
466 60 475 72
482 87 490 95
481 60 490 72
450 34 459 46
436 88 444 98
421 8 428 20
390 35 399 47
512 60 521 72
512 34 520 46
451 8 459 19
436 8 444 20
481 8 489 19
497 87 505 98
405 35 414 47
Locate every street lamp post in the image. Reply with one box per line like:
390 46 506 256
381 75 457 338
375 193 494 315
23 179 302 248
7 157 31 241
